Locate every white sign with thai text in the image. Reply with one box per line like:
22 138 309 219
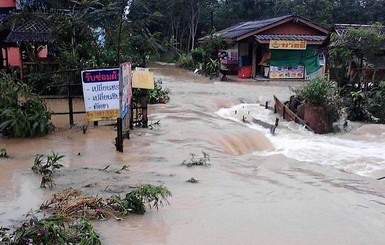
81 68 120 121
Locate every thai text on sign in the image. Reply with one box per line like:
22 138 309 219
132 70 154 90
269 40 307 50
81 68 120 122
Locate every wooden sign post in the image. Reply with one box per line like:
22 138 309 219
116 62 132 152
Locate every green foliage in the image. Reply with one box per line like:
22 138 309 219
181 152 210 167
346 90 368 121
177 53 195 69
191 47 205 64
295 77 342 122
178 35 229 77
328 24 385 122
0 71 52 138
203 58 220 77
42 185 171 218
368 81 385 122
1 184 171 244
0 215 101 245
296 77 341 108
133 79 170 105
124 184 172 215
148 79 170 104
200 35 230 60
0 147 8 158
32 152 65 188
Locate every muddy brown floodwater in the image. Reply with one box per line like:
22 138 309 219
1 63 385 245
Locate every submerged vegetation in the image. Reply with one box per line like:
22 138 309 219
41 185 171 218
0 185 171 244
0 147 8 158
181 152 211 167
32 152 65 188
0 215 101 245
148 79 170 104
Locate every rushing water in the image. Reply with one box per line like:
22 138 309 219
217 103 385 177
1 63 385 244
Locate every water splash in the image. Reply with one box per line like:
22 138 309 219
217 103 385 177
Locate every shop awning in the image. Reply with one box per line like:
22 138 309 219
255 34 326 45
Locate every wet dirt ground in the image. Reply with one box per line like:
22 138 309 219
1 63 385 244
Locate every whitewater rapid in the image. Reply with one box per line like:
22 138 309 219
216 103 385 177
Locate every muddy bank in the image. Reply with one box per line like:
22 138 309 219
1 63 385 244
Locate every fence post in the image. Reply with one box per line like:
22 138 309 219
68 82 74 126
116 117 123 152
141 90 148 128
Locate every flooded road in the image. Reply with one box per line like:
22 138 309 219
1 63 385 244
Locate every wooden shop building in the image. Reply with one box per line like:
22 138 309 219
213 14 329 80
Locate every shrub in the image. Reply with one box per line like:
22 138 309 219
148 79 170 104
295 77 342 121
202 58 220 77
176 53 194 69
296 77 342 108
369 81 385 122
0 72 52 138
0 71 52 138
191 47 205 64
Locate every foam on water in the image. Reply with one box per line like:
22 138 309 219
216 103 385 177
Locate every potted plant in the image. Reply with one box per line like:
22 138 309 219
295 77 342 134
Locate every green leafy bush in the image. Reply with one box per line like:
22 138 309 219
296 77 342 109
148 79 170 104
191 47 205 64
133 79 170 105
295 77 342 121
124 184 172 214
32 152 65 188
203 58 220 77
0 71 52 138
177 53 194 69
369 81 385 122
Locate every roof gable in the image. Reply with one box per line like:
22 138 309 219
215 15 329 41
6 17 54 43
334 24 385 38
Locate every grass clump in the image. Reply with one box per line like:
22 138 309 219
32 152 64 188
